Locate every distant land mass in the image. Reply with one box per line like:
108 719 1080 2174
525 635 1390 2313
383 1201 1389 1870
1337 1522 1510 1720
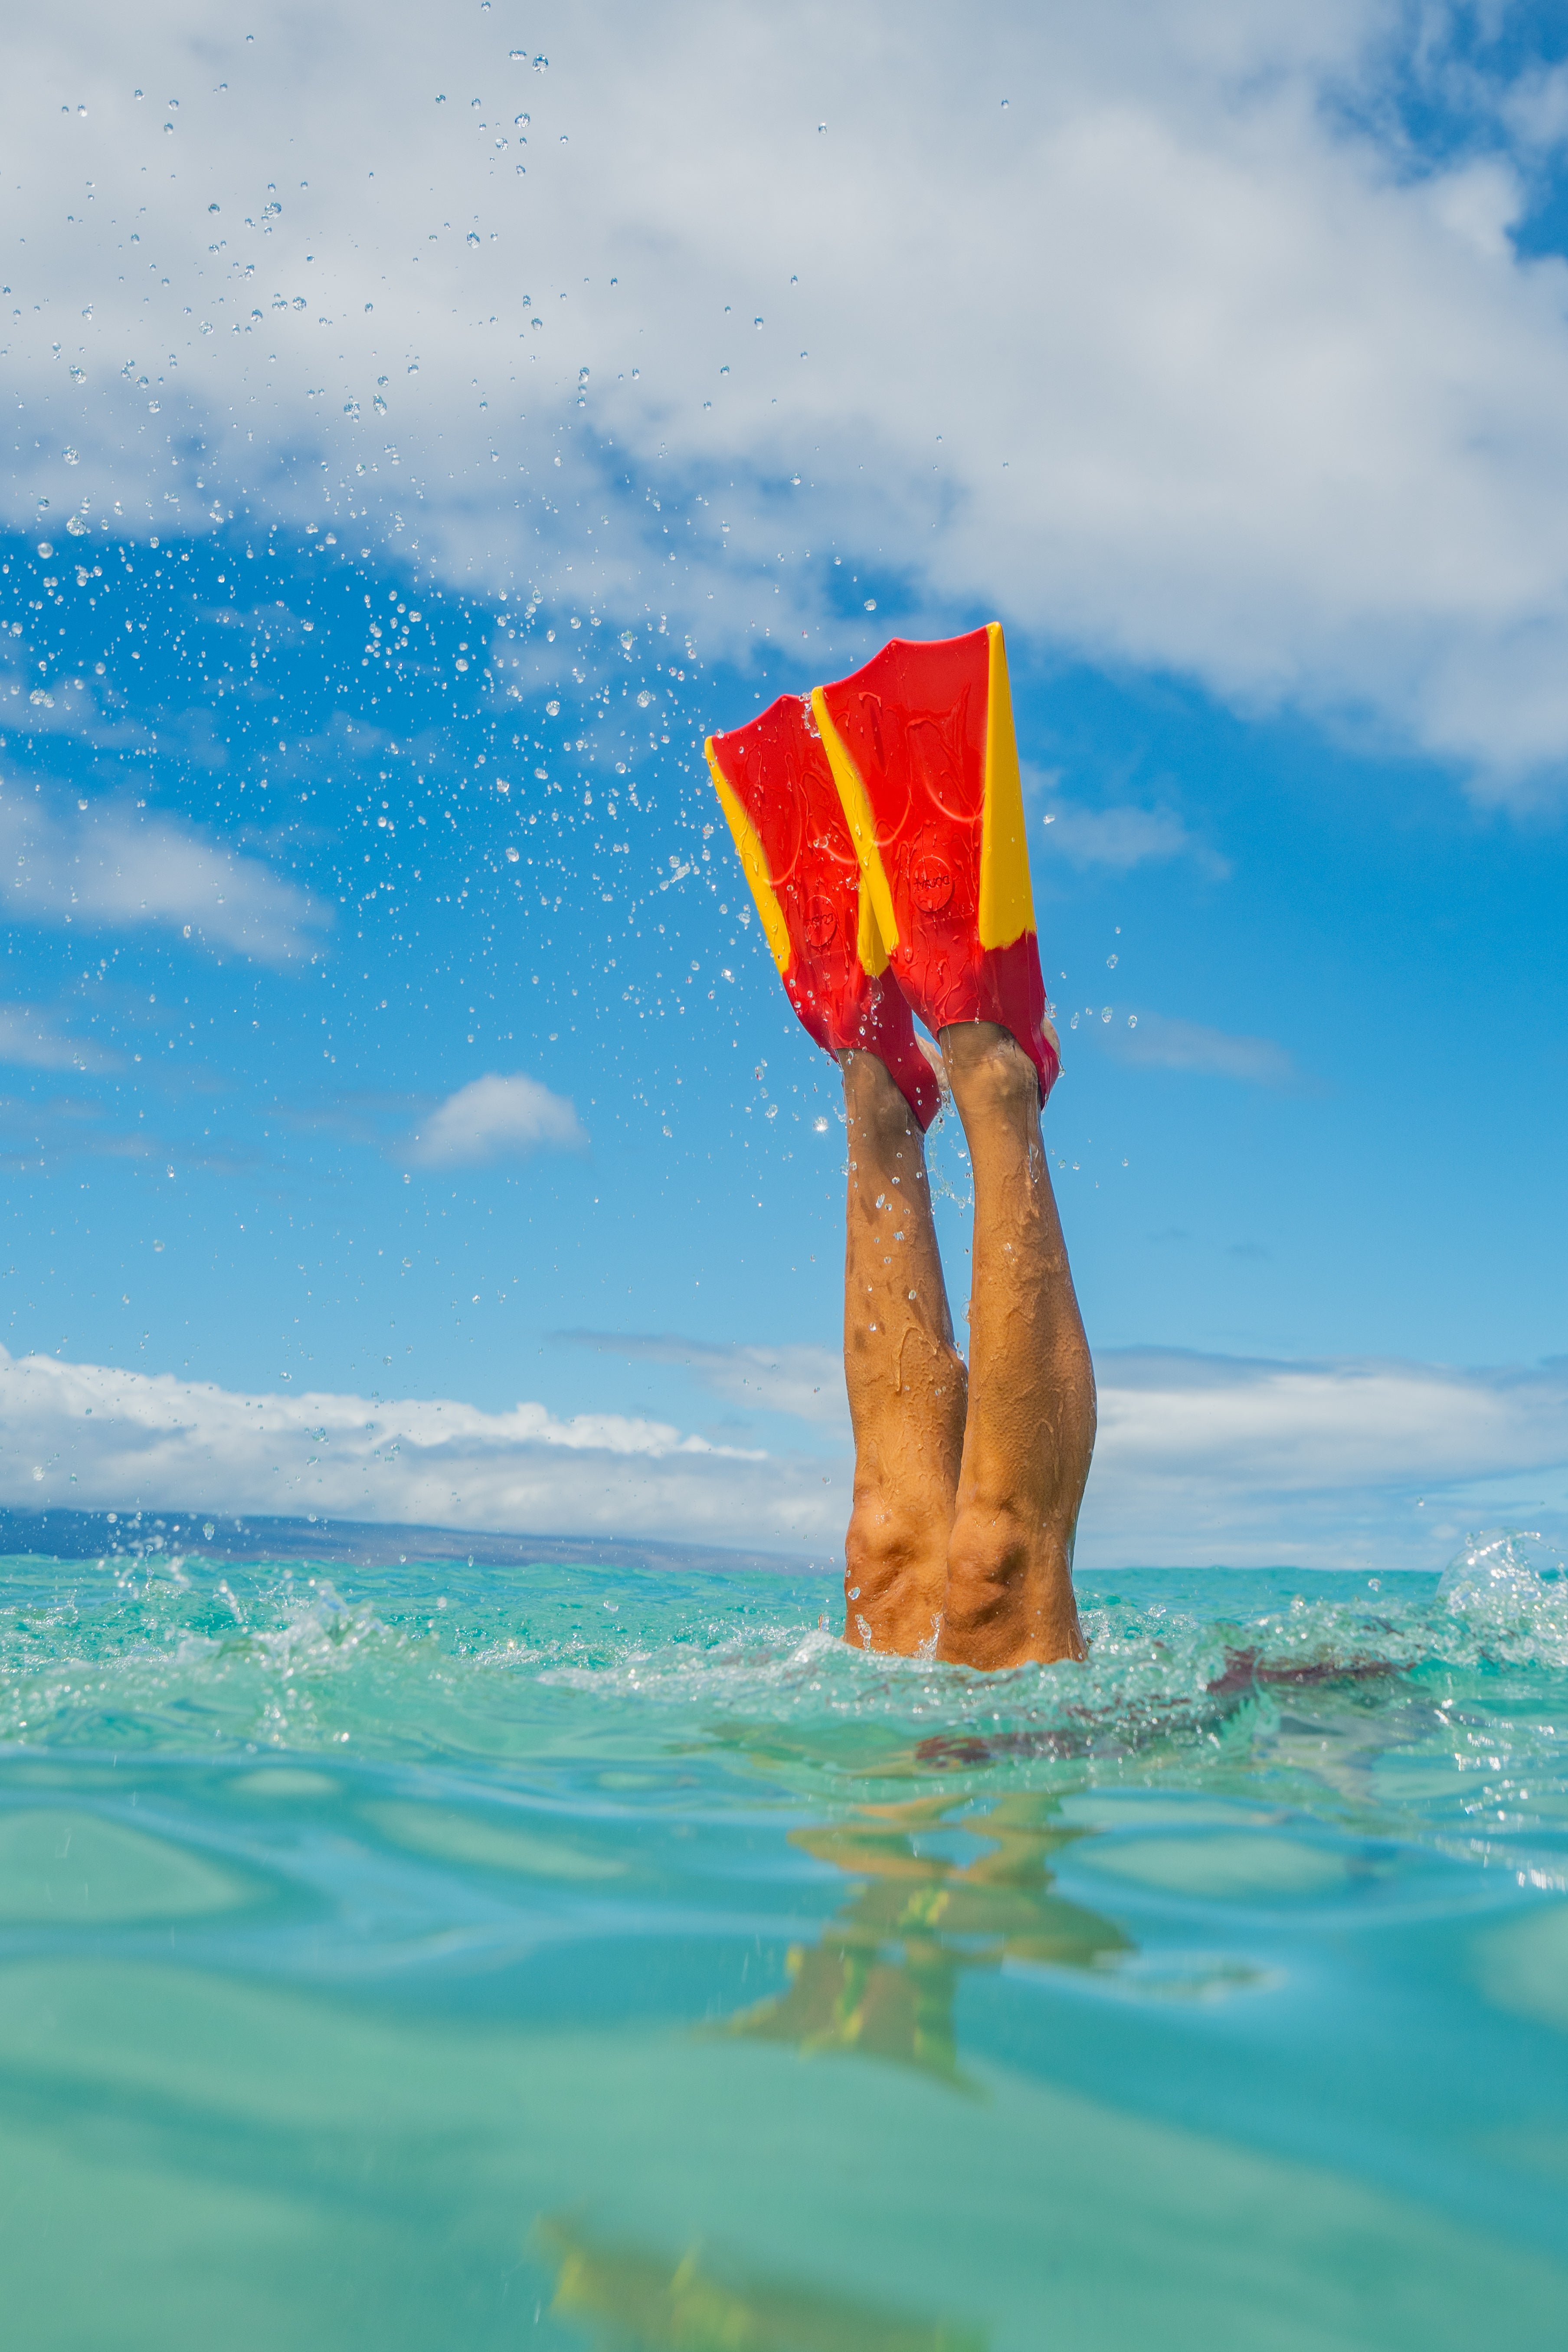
0 1507 818 1576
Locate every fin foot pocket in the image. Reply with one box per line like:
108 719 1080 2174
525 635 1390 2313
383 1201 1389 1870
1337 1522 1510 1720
812 624 1060 1104
705 694 941 1130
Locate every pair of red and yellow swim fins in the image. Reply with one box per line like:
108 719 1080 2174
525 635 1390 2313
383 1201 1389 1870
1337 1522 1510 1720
705 624 1059 1133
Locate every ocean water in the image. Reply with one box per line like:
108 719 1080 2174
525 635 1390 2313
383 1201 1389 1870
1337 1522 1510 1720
2 1536 1566 2351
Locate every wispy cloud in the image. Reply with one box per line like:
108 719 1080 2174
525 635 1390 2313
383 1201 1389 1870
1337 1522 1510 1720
1102 1012 1302 1089
1038 802 1228 878
0 666 144 750
0 784 331 966
557 1331 847 1428
406 1073 588 1167
0 1091 121 1175
0 1004 118 1074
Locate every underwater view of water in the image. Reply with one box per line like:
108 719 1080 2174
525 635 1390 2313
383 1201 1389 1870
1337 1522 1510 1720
3 1536 1567 2350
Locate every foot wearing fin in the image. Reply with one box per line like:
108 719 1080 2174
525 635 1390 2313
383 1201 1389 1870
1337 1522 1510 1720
705 694 941 1131
811 624 1061 1104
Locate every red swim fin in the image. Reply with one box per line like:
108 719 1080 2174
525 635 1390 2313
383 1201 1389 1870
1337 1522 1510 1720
812 625 1061 1104
705 694 941 1131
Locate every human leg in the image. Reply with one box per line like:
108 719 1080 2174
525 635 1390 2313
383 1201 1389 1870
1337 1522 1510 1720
705 694 953 1652
710 648 1092 1663
937 1022 1095 1668
839 1047 967 1655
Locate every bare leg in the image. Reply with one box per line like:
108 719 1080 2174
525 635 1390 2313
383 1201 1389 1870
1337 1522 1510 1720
938 1022 1095 1667
839 1049 967 1654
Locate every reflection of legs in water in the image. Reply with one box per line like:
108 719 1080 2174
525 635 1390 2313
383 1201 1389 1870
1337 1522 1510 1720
839 1048 967 1655
938 1022 1096 1669
728 1793 1131 2082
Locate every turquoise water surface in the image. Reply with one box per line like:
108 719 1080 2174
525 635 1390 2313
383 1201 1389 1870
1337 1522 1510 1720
3 1536 1567 2349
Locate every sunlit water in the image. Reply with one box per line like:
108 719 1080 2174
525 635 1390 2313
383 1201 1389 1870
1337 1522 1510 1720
3 1535 1567 2349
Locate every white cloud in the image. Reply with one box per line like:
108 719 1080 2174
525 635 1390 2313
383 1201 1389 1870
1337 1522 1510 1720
1081 1348 1568 1569
0 781 330 965
0 1004 118 1074
1098 1011 1301 1087
3 1341 1565 1572
1097 1348 1568 1490
9 8 1568 789
1501 63 1568 154
1038 802 1227 876
558 1331 848 1428
407 1072 588 1166
0 1349 842 1554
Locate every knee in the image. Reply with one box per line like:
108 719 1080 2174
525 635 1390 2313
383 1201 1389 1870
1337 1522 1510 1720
944 1501 1032 1600
845 1490 943 1595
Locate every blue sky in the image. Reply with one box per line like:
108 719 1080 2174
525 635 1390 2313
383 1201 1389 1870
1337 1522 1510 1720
2 1 1568 1567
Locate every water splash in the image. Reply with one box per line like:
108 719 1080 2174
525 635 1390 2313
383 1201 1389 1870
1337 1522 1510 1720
1435 1528 1568 1667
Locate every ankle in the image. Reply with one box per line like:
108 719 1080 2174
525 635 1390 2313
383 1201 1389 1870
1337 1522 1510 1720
840 1048 922 1150
939 1022 1039 1117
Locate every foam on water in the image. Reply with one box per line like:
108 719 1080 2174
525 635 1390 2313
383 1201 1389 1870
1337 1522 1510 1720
2 1536 1567 2349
